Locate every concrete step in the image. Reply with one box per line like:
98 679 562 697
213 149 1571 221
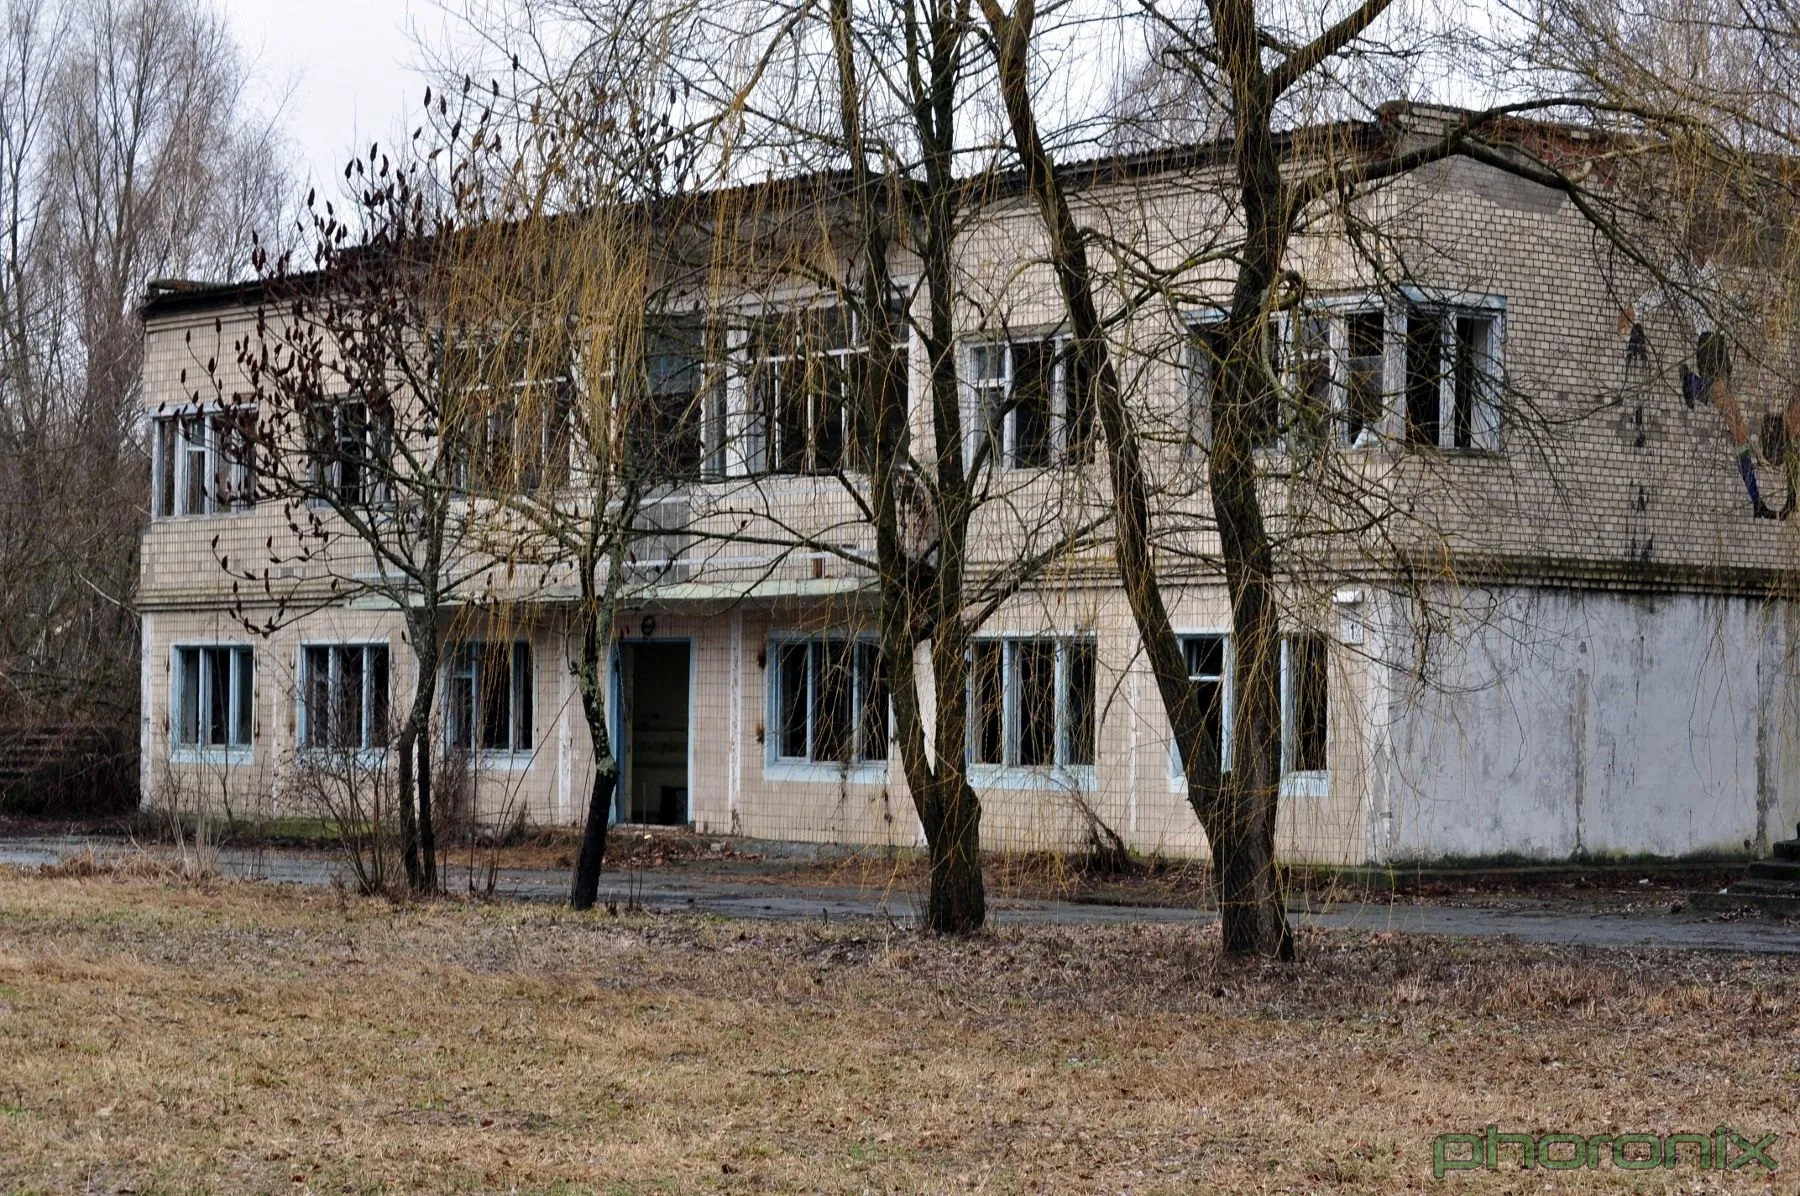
1687 890 1800 918
1745 859 1800 885
1773 839 1800 862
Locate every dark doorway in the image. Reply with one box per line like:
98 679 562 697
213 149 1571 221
618 641 690 825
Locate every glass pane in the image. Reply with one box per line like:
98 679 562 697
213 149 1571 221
1010 341 1052 468
446 646 475 750
175 648 200 744
770 362 805 473
1346 311 1384 443
478 644 511 751
1064 345 1096 463
1065 640 1096 767
512 642 533 750
777 643 810 758
970 641 1004 765
1452 316 1491 449
1016 640 1056 767
1177 635 1227 772
203 647 231 746
334 646 364 750
153 419 175 516
233 648 254 747
182 418 207 514
1290 635 1328 773
369 647 390 748
857 642 887 761
812 641 854 763
303 646 331 748
1405 311 1443 446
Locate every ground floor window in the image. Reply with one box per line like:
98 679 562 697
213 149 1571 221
1172 633 1231 775
1165 632 1328 787
1282 633 1329 778
445 641 533 754
172 645 254 751
771 638 887 765
970 637 1095 770
301 644 391 751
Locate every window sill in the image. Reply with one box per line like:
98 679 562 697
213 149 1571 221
151 509 254 522
451 750 537 772
765 759 888 784
969 763 1096 792
1281 771 1328 799
170 746 253 767
295 747 390 768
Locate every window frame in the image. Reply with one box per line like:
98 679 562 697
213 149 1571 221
169 643 255 761
307 396 395 507
1276 302 1396 453
745 304 872 477
1401 297 1504 452
442 639 535 762
298 641 392 756
150 406 257 518
966 635 1098 787
1279 633 1330 799
765 634 889 779
963 336 1095 471
1168 631 1233 784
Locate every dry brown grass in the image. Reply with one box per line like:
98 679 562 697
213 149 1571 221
0 868 1796 1194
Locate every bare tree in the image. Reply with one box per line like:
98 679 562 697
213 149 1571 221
0 0 289 803
972 0 1718 956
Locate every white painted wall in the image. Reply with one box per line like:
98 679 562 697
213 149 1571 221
1377 586 1800 861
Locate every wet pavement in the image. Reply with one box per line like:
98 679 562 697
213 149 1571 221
4 835 1799 955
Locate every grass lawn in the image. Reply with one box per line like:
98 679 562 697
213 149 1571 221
0 869 1794 1194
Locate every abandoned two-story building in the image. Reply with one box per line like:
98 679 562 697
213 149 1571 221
137 109 1800 865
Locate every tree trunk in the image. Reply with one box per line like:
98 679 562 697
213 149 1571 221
979 0 1294 956
406 617 441 895
570 758 616 910
925 779 986 934
394 719 421 891
569 554 622 910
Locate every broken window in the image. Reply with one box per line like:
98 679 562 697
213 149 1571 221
300 643 391 752
1186 319 1286 452
150 408 257 517
1345 310 1386 446
966 338 1097 470
966 637 1097 771
439 334 573 494
770 638 888 765
1171 633 1231 776
1404 306 1501 450
1287 314 1334 452
307 398 394 505
445 641 533 754
747 306 872 476
171 644 254 751
1283 633 1329 779
1184 320 1229 455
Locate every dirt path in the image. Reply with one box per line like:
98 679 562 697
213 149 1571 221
4 833 1798 954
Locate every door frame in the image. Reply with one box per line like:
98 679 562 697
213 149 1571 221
609 636 697 826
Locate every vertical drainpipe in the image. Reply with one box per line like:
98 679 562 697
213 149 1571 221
1573 642 1588 859
139 612 155 810
1755 610 1775 856
728 609 743 836
557 621 573 825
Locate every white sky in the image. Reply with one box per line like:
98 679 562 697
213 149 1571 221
216 0 448 193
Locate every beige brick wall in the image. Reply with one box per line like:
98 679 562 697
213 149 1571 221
135 146 1798 864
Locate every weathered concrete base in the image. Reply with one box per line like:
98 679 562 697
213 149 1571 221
1688 825 1800 918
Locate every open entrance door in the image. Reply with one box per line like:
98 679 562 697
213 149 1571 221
617 640 691 825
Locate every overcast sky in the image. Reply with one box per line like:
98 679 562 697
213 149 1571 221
217 0 443 192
